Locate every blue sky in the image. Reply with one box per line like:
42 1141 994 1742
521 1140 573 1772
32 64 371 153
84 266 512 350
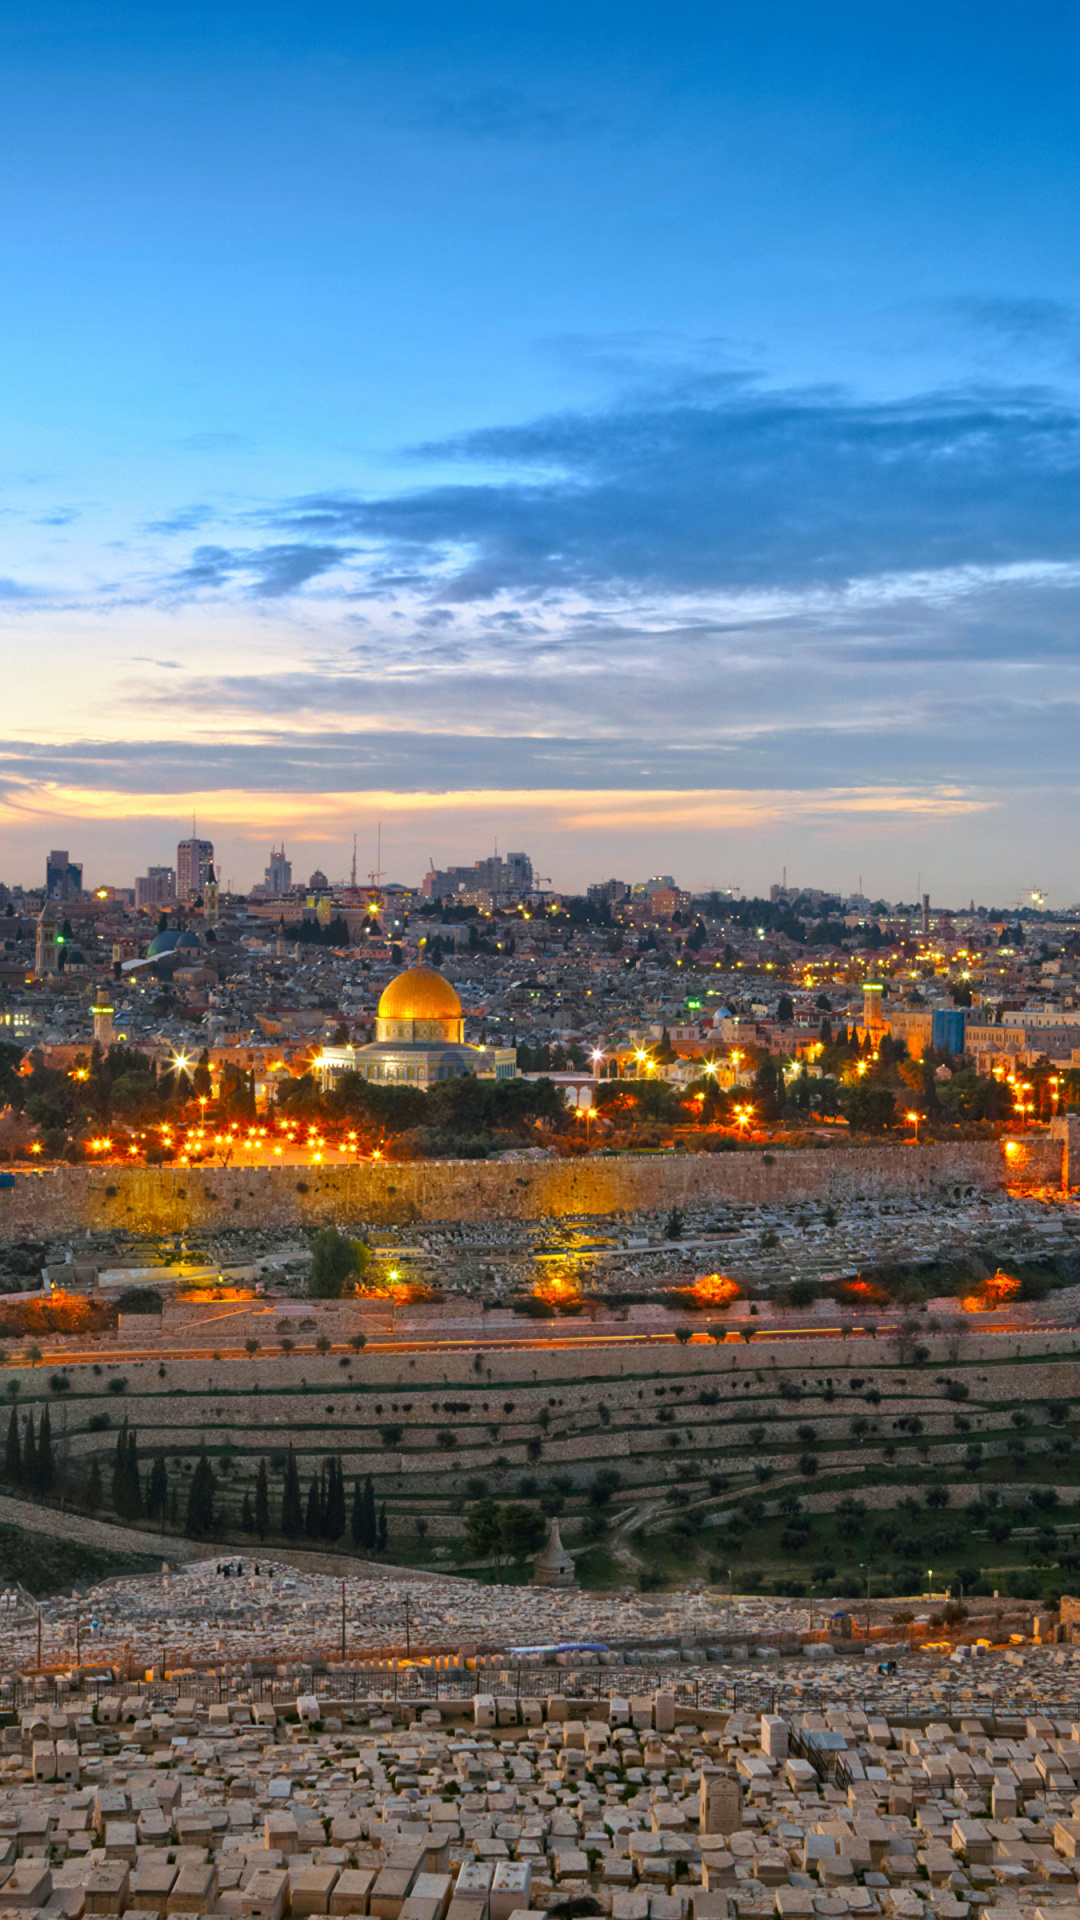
2 1 1080 900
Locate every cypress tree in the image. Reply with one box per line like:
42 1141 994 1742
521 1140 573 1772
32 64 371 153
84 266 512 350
21 1411 36 1491
362 1474 377 1551
186 1453 216 1536
254 1459 269 1539
3 1406 20 1485
304 1474 321 1539
280 1448 303 1538
111 1421 128 1514
350 1478 363 1547
36 1407 54 1494
147 1453 167 1525
324 1456 346 1542
377 1502 387 1552
125 1430 142 1517
241 1491 253 1533
86 1459 102 1513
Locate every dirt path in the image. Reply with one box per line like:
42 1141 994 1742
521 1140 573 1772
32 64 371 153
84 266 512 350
0 1493 454 1584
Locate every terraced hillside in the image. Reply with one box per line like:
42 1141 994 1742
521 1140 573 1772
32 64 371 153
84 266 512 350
3 1324 1080 1598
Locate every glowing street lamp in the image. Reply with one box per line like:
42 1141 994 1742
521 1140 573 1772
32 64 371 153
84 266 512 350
907 1110 920 1143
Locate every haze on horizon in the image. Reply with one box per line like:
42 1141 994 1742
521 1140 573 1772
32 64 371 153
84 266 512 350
2 1 1079 904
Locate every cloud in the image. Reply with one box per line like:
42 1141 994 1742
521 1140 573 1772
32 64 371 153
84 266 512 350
145 504 215 535
172 542 349 597
267 381 1080 602
945 297 1079 355
409 88 601 144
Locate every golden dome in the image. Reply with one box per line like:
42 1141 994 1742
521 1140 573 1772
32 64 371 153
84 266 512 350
377 965 462 1024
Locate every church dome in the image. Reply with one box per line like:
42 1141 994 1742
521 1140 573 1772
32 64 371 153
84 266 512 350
378 966 461 1023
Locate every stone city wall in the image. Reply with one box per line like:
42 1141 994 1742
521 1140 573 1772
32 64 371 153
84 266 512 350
0 1138 1057 1239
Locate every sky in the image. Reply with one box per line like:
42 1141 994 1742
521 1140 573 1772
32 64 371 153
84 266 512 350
2 0 1080 903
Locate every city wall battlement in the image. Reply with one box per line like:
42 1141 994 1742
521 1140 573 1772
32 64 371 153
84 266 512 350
0 1137 1059 1238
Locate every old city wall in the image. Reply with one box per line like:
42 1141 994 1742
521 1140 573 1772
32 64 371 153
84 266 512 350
0 1139 1057 1239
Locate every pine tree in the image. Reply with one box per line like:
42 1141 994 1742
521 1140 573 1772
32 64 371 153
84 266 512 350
304 1474 321 1539
377 1502 387 1552
86 1460 102 1513
169 1486 178 1528
3 1407 20 1485
362 1474 377 1551
280 1448 303 1538
254 1459 269 1540
350 1478 363 1547
36 1406 54 1494
21 1411 36 1491
147 1453 167 1525
186 1453 216 1536
241 1491 253 1533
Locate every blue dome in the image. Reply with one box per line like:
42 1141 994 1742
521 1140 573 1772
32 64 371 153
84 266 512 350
176 930 201 949
147 930 180 957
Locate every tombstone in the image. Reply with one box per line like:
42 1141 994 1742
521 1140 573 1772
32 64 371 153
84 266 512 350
700 1773 742 1836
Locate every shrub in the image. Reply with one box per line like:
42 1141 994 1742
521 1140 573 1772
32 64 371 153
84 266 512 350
435 1429 457 1450
107 1376 127 1395
798 1451 818 1477
777 1380 802 1402
380 1424 404 1448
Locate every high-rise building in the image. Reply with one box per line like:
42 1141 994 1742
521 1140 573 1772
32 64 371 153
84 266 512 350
177 837 214 902
46 850 82 902
265 846 292 894
135 866 176 909
422 851 534 902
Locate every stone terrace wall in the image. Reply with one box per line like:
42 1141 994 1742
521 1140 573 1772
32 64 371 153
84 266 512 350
0 1138 1053 1239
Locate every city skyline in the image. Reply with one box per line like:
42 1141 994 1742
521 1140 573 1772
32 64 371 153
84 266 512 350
2 3 1079 895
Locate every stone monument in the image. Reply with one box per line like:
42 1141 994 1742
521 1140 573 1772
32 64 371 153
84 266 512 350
532 1517 577 1588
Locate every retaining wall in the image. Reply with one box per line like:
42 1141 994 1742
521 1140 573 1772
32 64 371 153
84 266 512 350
0 1139 1056 1239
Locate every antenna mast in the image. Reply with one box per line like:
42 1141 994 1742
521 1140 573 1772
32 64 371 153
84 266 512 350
368 821 384 889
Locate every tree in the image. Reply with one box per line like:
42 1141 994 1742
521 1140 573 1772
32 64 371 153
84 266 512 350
465 1494 504 1561
322 1456 346 1541
21 1411 36 1491
186 1453 216 1536
147 1452 168 1526
280 1447 303 1538
499 1504 547 1563
305 1474 322 1539
842 1084 896 1133
309 1227 369 1298
254 1458 269 1539
86 1459 102 1513
361 1475 377 1550
241 1491 254 1533
2 1406 20 1485
377 1503 388 1552
36 1407 54 1493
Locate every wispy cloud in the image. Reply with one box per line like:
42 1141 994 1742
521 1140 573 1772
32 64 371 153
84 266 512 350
263 380 1080 602
172 542 349 598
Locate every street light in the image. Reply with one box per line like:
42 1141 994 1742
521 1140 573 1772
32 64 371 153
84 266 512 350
906 1110 920 1143
859 1561 872 1641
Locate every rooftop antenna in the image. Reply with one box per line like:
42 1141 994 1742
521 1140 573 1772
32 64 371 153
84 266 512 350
368 821 384 889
